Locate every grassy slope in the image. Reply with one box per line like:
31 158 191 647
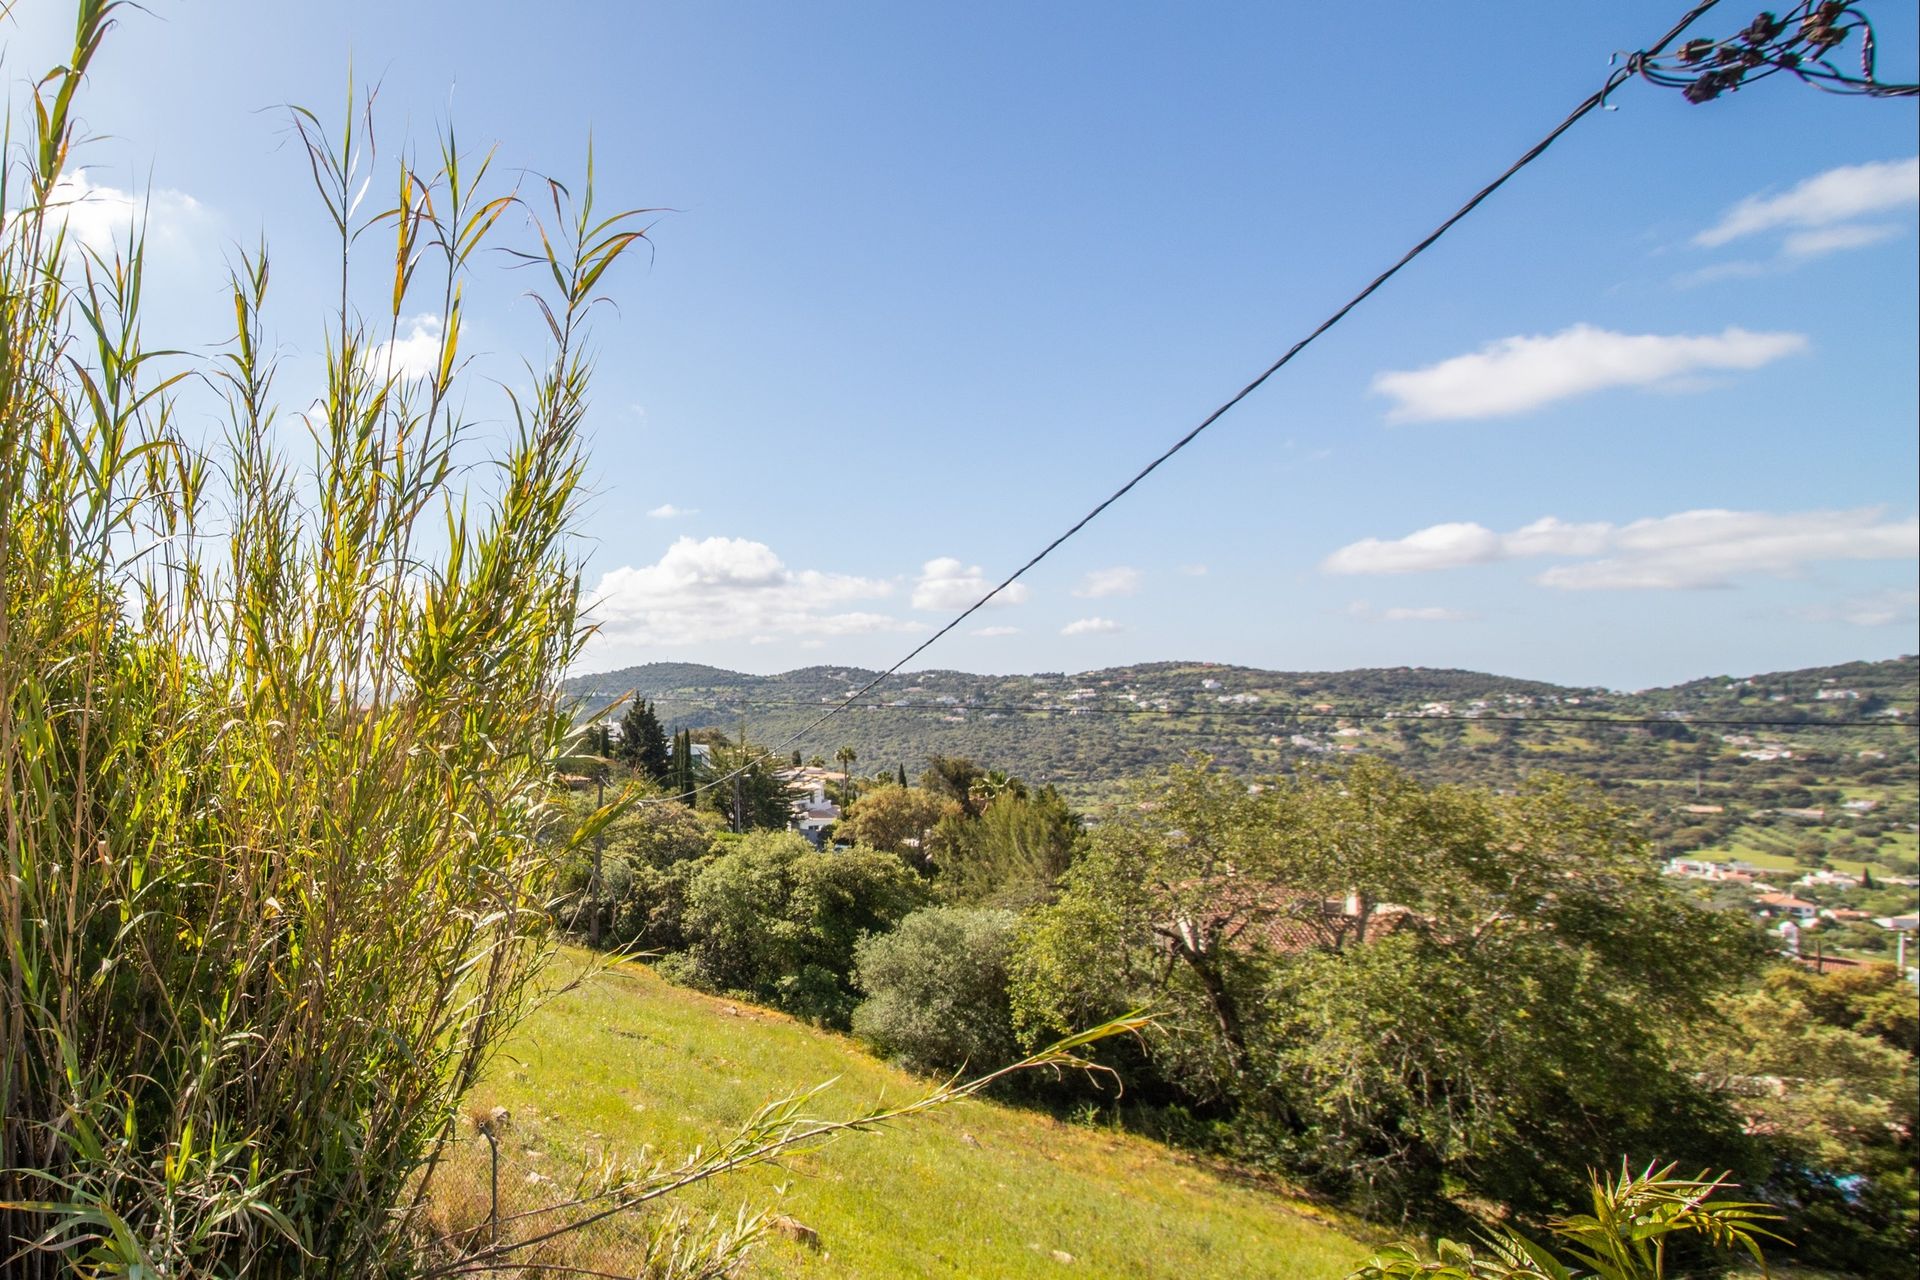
463 953 1375 1278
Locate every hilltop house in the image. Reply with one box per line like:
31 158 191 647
1796 869 1865 890
1663 857 1753 884
777 766 845 845
1755 892 1819 922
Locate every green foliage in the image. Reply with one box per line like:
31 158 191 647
1693 963 1917 1272
677 833 928 1025
619 698 672 781
1010 757 1762 1215
697 734 791 831
935 786 1082 909
669 727 697 798
920 753 986 818
852 908 1023 1075
0 7 653 1272
839 784 957 865
1352 1164 1781 1280
562 799 729 952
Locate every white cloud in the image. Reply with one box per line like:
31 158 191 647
1324 522 1504 575
1782 222 1902 257
583 535 915 647
1346 601 1473 623
1073 566 1142 599
1794 588 1919 629
647 503 698 519
1061 616 1121 636
1326 507 1918 590
366 314 449 382
970 625 1020 637
1372 325 1806 422
1695 157 1918 247
1502 516 1614 558
43 171 208 255
1179 564 1209 577
912 557 1030 611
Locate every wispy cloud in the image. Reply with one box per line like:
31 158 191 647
1372 325 1805 422
1695 156 1918 247
1346 601 1474 623
583 536 914 647
1780 222 1903 257
1061 616 1121 636
647 503 698 519
1178 564 1209 577
912 558 1030 611
1073 566 1142 599
1794 588 1919 628
970 625 1020 637
1325 507 1918 590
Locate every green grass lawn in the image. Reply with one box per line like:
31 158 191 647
447 952 1376 1278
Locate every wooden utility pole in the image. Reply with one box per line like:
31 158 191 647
589 771 606 947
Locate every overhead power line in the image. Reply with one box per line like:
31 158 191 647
626 0 1913 805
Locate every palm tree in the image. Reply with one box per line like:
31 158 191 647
835 745 858 804
1350 1163 1783 1280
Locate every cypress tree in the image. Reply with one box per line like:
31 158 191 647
617 699 647 769
635 700 671 782
670 729 694 801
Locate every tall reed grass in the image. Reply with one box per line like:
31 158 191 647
1 8 1143 1276
0 2 644 1271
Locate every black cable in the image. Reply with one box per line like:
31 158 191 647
625 1 1732 806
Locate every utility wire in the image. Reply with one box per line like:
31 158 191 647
628 1 1732 806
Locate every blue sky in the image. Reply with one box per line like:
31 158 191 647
11 1 1918 689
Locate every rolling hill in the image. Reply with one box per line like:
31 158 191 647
565 656 1919 874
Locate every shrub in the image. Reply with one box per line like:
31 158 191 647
678 832 927 1025
562 797 727 948
853 908 1022 1074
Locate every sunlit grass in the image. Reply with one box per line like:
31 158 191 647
462 952 1377 1279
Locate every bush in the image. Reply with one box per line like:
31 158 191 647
678 832 928 1025
853 908 1022 1074
562 798 727 948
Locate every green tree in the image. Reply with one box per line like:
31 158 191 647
840 785 956 868
852 908 1022 1074
678 832 927 1025
836 744 859 803
668 728 698 800
936 786 1081 909
619 698 671 781
922 753 986 818
699 736 789 831
1691 964 1917 1272
1011 757 1760 1213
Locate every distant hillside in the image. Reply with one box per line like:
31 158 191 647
564 655 1915 779
565 656 1919 873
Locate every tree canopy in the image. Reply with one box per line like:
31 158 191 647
1011 756 1761 1212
